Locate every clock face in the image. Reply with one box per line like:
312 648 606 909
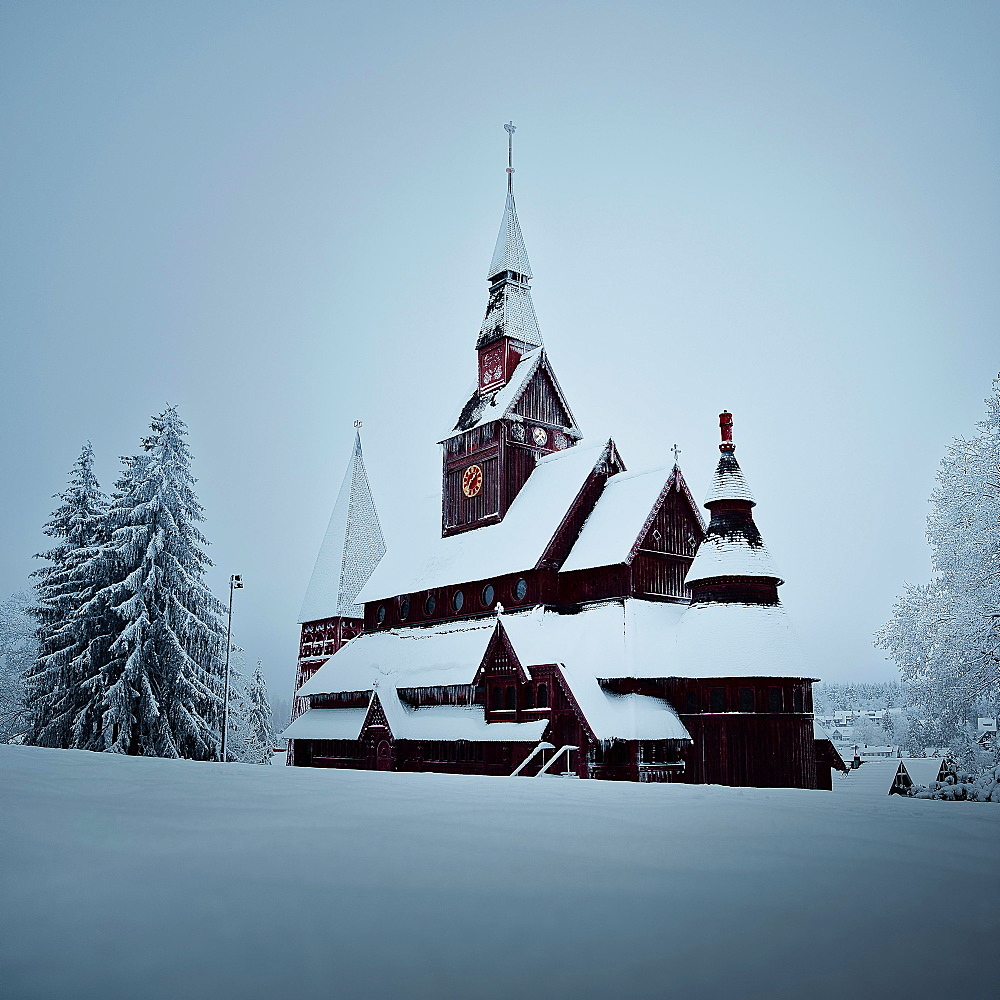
462 464 483 498
532 426 549 447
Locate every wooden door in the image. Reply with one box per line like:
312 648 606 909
376 740 393 771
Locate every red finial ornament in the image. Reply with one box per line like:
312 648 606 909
719 410 735 452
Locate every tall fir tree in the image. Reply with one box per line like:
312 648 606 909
82 407 227 758
241 660 275 764
877 377 1000 750
25 443 109 748
0 589 38 742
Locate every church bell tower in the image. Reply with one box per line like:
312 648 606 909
441 124 581 537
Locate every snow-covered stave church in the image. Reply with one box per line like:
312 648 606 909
285 134 838 789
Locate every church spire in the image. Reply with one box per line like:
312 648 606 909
298 427 386 623
477 122 542 353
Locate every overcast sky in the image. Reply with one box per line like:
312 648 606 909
2 1 997 697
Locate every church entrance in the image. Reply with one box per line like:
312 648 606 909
376 740 393 771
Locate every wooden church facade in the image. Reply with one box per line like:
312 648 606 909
286 131 825 789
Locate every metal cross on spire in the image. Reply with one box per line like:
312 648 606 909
672 443 682 465
505 121 516 189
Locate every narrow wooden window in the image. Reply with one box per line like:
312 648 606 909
739 688 754 713
710 688 726 713
792 688 804 713
524 684 535 709
505 685 516 710
685 691 698 713
537 683 549 708
768 687 783 712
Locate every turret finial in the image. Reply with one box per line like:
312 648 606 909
504 121 516 190
671 443 682 466
719 411 735 453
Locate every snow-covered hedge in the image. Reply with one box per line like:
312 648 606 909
910 763 1000 802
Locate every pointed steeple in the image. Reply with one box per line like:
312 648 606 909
477 123 542 352
685 411 782 602
299 428 386 623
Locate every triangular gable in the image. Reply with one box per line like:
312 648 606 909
360 691 393 739
510 357 576 432
626 466 706 565
473 619 530 685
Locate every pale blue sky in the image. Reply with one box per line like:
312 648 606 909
2 1 997 694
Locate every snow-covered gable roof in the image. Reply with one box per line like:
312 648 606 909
899 758 946 788
297 617 496 697
376 686 547 743
281 707 368 740
299 433 386 623
562 465 702 572
356 441 612 603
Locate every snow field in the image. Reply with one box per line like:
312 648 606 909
1 745 998 1000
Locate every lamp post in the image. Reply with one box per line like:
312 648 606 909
221 574 243 762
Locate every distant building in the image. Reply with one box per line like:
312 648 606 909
285 131 830 788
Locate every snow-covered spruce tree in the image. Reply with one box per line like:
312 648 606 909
877 377 1000 766
0 590 39 742
241 660 275 763
86 408 227 759
24 443 110 748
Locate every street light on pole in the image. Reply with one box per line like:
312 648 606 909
221 574 243 762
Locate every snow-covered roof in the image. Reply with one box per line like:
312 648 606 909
488 188 532 279
477 278 542 352
829 759 901 798
450 350 540 434
666 600 811 680
297 617 496 697
299 433 386 623
356 441 611 603
561 466 674 572
377 687 547 743
705 451 756 505
899 758 945 788
685 532 782 585
281 708 368 740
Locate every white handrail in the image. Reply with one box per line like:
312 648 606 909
511 741 554 777
535 745 578 777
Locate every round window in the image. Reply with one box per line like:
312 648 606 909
398 597 410 620
424 594 436 616
376 604 386 625
513 578 528 602
481 584 495 607
452 590 464 612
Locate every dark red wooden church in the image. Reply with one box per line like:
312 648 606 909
285 128 839 789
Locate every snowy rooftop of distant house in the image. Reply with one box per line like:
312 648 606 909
562 466 679 572
356 441 611 602
705 451 756 505
685 532 782 586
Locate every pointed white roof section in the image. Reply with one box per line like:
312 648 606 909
705 451 757 505
488 188 533 279
298 432 386 623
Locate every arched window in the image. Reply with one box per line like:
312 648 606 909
739 688 754 713
524 684 535 709
537 683 549 708
505 685 516 710
490 686 502 709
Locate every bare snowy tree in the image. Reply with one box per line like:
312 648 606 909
877 377 1000 763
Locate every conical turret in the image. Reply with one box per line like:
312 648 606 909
299 430 386 623
685 411 782 604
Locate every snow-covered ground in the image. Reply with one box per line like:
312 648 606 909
2 747 997 1000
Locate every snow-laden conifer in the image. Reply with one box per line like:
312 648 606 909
240 660 275 764
24 443 109 748
0 590 38 742
877 377 1000 766
87 408 226 758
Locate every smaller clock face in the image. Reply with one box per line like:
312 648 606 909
462 464 483 498
532 426 549 447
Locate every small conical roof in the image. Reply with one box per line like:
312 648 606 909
488 188 533 279
299 431 386 622
705 450 757 505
